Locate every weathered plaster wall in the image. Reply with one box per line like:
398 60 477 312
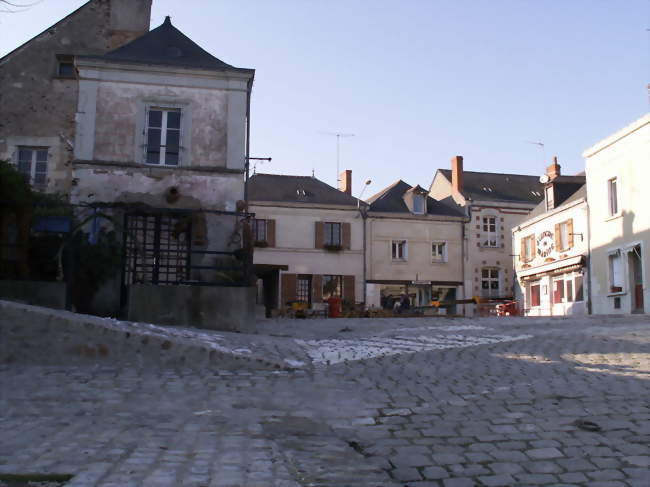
92 82 228 166
0 0 151 196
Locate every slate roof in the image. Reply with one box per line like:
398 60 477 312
94 16 253 73
526 178 587 220
437 169 545 204
248 174 362 206
366 180 465 217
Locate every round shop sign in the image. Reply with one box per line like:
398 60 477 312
536 230 554 258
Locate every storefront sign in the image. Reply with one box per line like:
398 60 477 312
536 231 554 258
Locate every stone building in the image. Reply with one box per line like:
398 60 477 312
430 156 544 315
249 172 364 315
364 179 467 313
1 0 257 331
584 113 649 315
512 160 589 316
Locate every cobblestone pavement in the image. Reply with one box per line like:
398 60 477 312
1 315 649 486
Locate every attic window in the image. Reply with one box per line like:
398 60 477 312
482 187 493 192
412 194 426 214
545 185 554 210
56 55 75 78
296 189 306 196
531 191 542 197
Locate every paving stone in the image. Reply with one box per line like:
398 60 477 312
477 474 516 486
442 478 476 487
422 466 449 479
391 467 422 481
526 447 564 460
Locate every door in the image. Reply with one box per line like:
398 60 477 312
629 245 644 313
296 274 312 306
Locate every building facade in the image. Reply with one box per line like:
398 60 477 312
430 156 544 315
249 173 364 315
364 179 466 313
512 161 589 316
584 114 649 315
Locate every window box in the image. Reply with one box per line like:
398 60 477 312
254 240 269 248
323 243 343 252
610 285 622 293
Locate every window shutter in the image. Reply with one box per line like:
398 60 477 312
314 221 324 249
520 238 525 262
342 222 351 250
266 219 276 247
567 219 574 248
312 275 323 303
554 223 561 250
343 275 355 304
192 212 207 246
531 235 536 258
281 273 296 305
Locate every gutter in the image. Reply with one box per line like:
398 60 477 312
244 76 253 205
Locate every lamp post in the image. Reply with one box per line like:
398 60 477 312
358 179 372 308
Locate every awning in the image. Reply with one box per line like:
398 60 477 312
518 255 585 279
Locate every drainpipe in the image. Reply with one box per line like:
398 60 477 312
586 201 592 314
358 202 368 308
244 76 253 205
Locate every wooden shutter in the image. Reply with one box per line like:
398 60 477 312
312 275 323 303
192 212 207 246
314 221 324 249
281 273 296 305
266 219 276 247
342 222 351 250
343 275 355 304
567 219 574 249
554 223 561 250
531 235 536 258
520 238 526 262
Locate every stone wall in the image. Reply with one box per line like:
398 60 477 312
0 280 67 309
127 284 256 333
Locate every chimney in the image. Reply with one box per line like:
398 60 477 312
451 155 464 195
108 0 153 49
546 156 561 181
339 169 352 195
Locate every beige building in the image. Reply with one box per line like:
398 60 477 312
584 113 649 314
249 172 364 315
430 156 544 315
364 180 467 313
512 160 589 316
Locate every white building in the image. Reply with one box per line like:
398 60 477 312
430 156 544 315
512 160 589 316
364 179 466 313
584 113 649 314
249 172 364 315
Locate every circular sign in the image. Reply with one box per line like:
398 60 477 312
536 230 554 258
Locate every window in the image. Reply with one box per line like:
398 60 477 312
323 222 342 246
566 279 574 302
558 221 569 251
545 186 554 210
530 283 541 307
553 279 564 303
322 275 342 299
431 242 447 262
608 251 623 292
252 219 267 242
482 216 498 247
296 275 312 304
56 55 75 78
392 240 407 260
17 147 48 186
413 195 425 214
608 177 618 216
146 108 181 166
522 235 535 262
481 268 499 297
575 275 584 301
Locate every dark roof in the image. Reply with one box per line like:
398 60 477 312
527 179 587 220
248 173 362 206
366 180 465 217
437 169 545 204
95 16 253 73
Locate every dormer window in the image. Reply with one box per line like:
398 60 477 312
413 195 426 214
545 185 554 210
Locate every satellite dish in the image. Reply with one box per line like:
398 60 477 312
539 174 549 184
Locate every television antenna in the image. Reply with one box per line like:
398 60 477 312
321 131 355 185
525 140 545 165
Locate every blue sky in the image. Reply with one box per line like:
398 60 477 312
2 0 648 198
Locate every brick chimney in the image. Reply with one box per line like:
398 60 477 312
108 0 152 49
451 155 464 195
339 169 352 195
546 156 561 181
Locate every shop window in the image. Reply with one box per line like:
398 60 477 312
575 275 584 301
553 279 564 303
566 279 574 302
322 275 342 300
530 283 541 307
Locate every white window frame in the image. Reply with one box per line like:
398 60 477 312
545 185 554 210
412 195 426 214
523 235 534 262
482 216 498 247
607 249 624 293
144 106 182 166
391 240 408 261
607 177 619 217
558 221 569 251
431 241 447 262
16 147 48 187
481 267 500 297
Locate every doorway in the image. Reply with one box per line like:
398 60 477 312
628 245 644 313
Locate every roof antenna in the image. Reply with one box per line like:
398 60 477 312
525 140 545 165
247 156 272 175
312 168 315 177
321 131 355 186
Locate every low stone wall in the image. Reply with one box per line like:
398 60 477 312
0 300 280 370
0 280 67 310
127 284 256 333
